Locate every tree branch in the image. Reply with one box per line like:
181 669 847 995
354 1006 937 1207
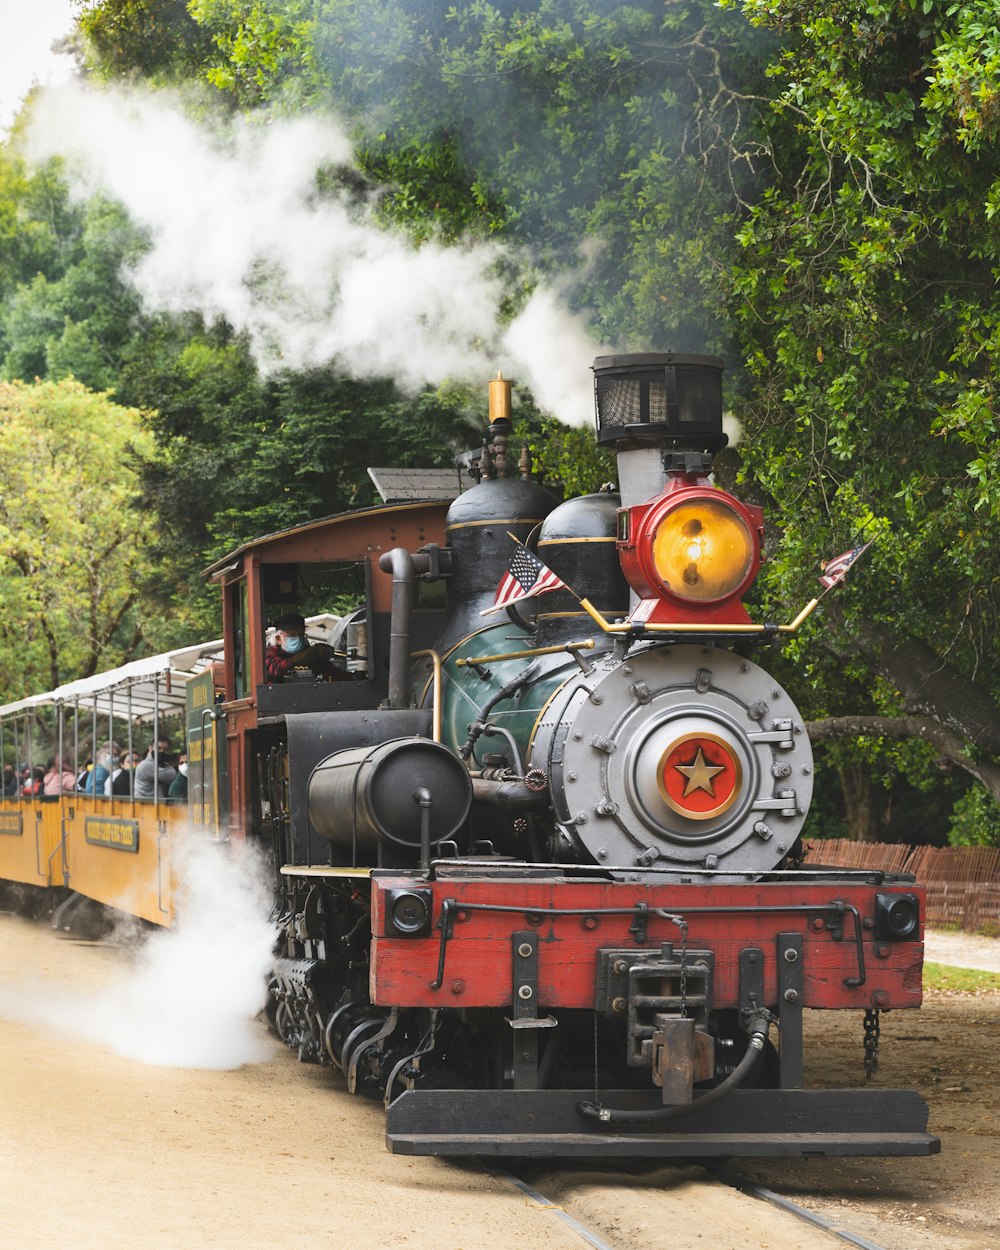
821 602 1000 755
807 714 1000 804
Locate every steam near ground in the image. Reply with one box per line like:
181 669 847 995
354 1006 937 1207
0 837 278 1069
25 81 604 426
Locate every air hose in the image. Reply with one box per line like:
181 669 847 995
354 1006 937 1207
577 1017 770 1125
459 662 540 761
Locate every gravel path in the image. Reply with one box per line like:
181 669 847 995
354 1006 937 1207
924 928 1000 973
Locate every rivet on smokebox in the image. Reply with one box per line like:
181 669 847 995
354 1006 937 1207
450 980 465 995
612 996 627 1014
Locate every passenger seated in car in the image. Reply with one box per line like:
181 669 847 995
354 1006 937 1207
134 740 177 799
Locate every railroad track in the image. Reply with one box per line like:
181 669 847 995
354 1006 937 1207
496 1161 894 1250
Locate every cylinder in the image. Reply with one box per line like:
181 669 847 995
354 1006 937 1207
308 737 472 852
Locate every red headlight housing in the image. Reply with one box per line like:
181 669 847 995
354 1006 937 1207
618 480 764 625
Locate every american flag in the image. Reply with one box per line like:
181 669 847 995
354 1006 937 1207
493 545 566 608
819 542 872 590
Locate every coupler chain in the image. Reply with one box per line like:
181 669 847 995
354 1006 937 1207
863 1007 881 1078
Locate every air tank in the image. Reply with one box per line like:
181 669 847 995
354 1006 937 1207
308 737 472 859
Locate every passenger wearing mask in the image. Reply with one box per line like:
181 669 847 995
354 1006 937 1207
134 740 178 800
264 612 344 683
168 753 188 801
84 745 117 794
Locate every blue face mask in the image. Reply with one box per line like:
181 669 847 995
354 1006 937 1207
283 634 305 654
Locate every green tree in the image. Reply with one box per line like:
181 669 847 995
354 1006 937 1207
1 194 145 389
729 0 1000 839
0 377 158 695
74 0 217 83
112 314 482 633
0 150 85 361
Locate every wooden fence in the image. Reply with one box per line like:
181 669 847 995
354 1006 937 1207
809 839 1000 935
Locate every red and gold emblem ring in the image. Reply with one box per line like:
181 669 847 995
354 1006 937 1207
657 732 742 821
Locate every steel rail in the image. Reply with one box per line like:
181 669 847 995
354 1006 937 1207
709 1166 892 1250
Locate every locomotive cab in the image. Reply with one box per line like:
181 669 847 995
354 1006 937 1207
202 500 451 850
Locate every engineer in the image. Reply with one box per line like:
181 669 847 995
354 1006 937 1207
265 612 346 683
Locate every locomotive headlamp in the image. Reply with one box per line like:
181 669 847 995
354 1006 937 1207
874 892 920 942
651 498 755 603
619 484 763 624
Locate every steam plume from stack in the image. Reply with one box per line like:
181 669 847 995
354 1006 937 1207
25 82 603 425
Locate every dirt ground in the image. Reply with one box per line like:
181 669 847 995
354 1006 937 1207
738 985 1000 1250
1 912 998 1250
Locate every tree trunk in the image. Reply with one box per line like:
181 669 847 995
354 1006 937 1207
822 603 1000 755
834 758 882 841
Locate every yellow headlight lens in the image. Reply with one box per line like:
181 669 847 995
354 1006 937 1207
651 499 754 602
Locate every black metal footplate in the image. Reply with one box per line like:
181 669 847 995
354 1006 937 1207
386 1088 940 1158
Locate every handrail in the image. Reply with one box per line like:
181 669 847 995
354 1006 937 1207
577 597 820 636
455 640 595 667
411 650 443 743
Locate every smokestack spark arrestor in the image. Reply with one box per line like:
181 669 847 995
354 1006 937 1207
593 353 726 462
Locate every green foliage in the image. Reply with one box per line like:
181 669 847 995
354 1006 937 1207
730 0 1000 838
111 314 480 635
188 0 773 349
515 410 615 500
76 0 217 82
0 151 83 308
1 194 145 390
948 787 1000 847
0 377 157 694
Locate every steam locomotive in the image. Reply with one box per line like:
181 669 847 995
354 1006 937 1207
0 353 937 1158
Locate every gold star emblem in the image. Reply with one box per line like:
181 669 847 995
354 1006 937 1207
675 747 726 798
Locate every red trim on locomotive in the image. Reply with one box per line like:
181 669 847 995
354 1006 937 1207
371 877 924 1011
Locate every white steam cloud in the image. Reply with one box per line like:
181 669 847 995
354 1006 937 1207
0 838 277 1069
25 82 603 425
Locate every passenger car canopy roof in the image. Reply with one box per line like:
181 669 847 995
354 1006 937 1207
0 639 224 723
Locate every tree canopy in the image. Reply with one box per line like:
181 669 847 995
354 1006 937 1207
0 0 996 841
0 377 157 696
727 0 1000 841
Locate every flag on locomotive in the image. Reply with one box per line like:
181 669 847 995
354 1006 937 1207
481 543 566 614
819 541 872 589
